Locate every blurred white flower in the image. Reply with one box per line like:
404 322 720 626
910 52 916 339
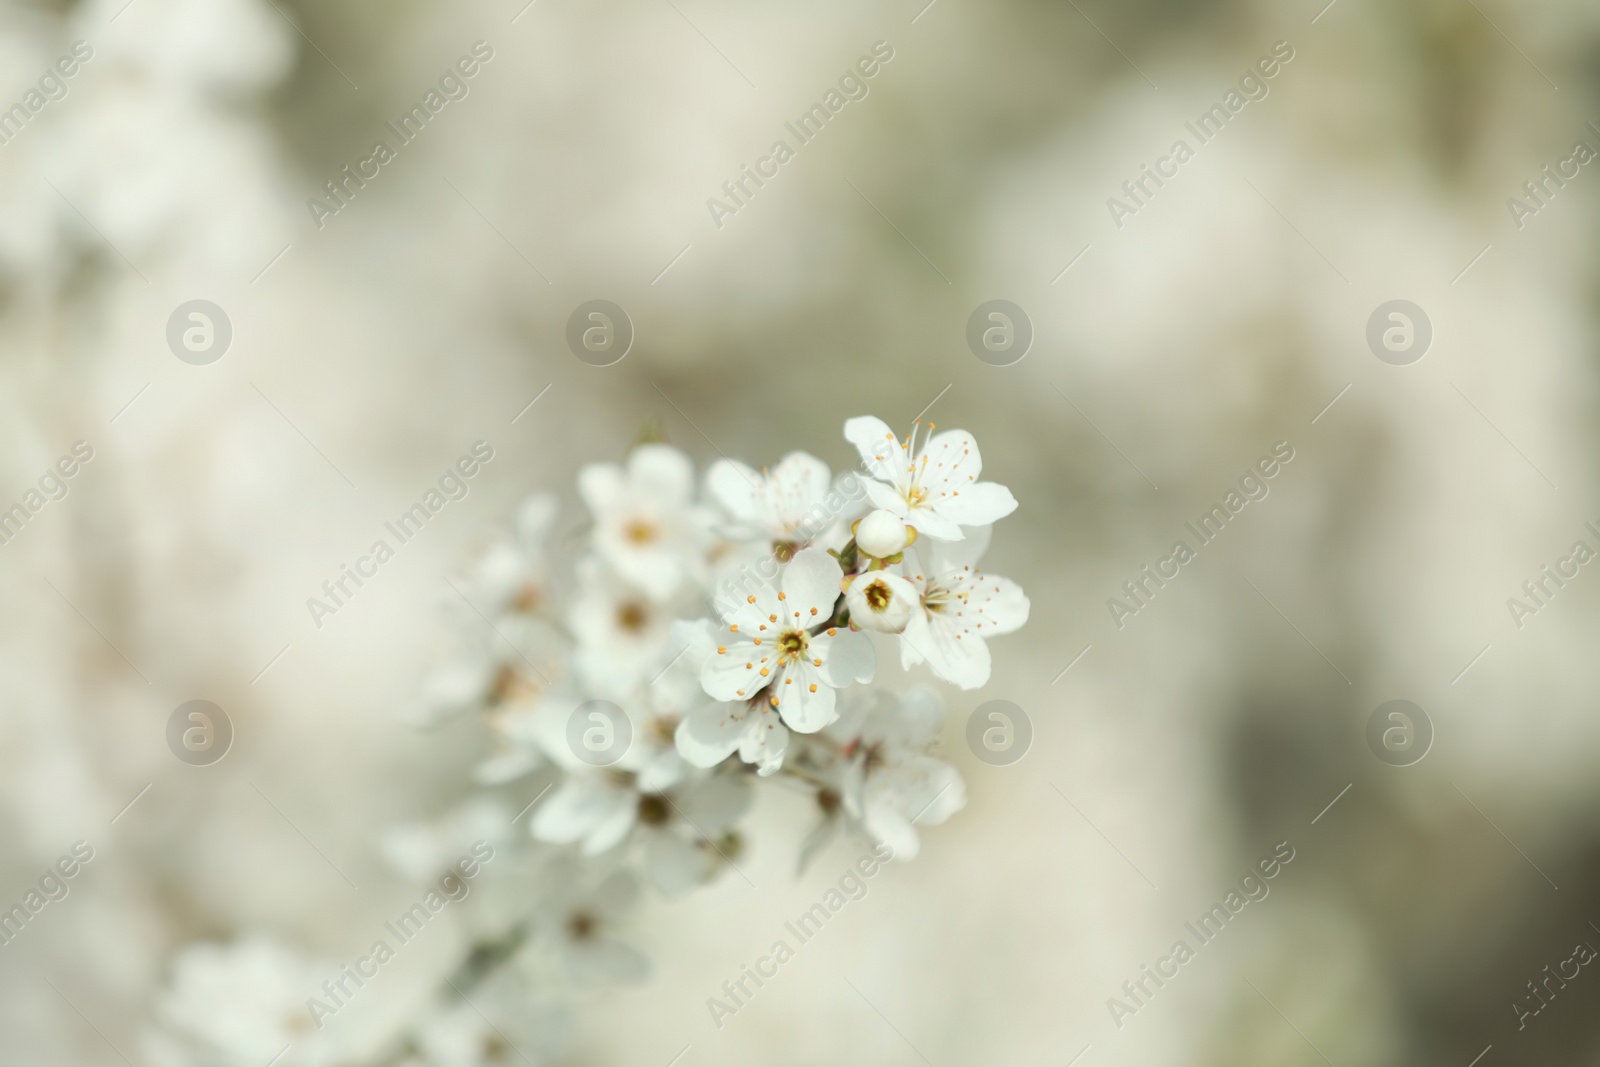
381 797 512 883
568 557 683 700
706 450 833 550
144 936 346 1067
578 445 712 601
676 697 791 776
465 494 560 615
534 862 651 985
834 687 966 860
844 416 1017 541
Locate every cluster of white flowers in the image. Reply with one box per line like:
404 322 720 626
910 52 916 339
144 416 1027 1067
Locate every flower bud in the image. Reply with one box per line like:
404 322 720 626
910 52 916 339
844 572 917 634
854 509 909 558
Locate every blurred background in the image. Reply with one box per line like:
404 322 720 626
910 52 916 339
3 0 1600 1063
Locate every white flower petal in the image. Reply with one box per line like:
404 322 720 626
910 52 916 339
899 608 932 670
919 615 993 689
917 429 985 495
767 451 833 530
816 628 876 688
844 415 909 486
948 568 1031 636
861 478 907 516
576 462 624 515
706 459 765 523
907 506 964 541
738 713 789 774
581 800 639 855
531 777 627 845
780 546 843 619
863 807 921 861
772 660 837 732
627 444 695 502
939 480 1018 528
636 748 687 792
515 492 559 546
675 703 749 767
700 640 767 701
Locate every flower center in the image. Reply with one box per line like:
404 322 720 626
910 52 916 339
637 794 671 826
489 664 537 704
513 582 543 612
568 912 597 940
624 519 660 545
772 539 800 563
778 629 809 663
616 602 649 633
863 579 894 612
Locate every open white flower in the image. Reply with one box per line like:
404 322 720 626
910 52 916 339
466 493 559 614
578 444 711 601
844 416 1017 541
899 530 1030 690
414 994 566 1067
700 547 874 732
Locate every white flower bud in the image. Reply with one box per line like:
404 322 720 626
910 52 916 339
855 509 909 558
844 572 917 634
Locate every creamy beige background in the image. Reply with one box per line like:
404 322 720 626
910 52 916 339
3 0 1600 1063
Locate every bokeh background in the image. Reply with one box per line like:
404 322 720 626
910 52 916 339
4 0 1600 1063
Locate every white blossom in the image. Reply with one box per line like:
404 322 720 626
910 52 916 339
844 416 1017 541
144 937 349 1067
578 445 712 601
833 687 967 860
151 415 1026 1064
700 546 875 732
898 529 1030 690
